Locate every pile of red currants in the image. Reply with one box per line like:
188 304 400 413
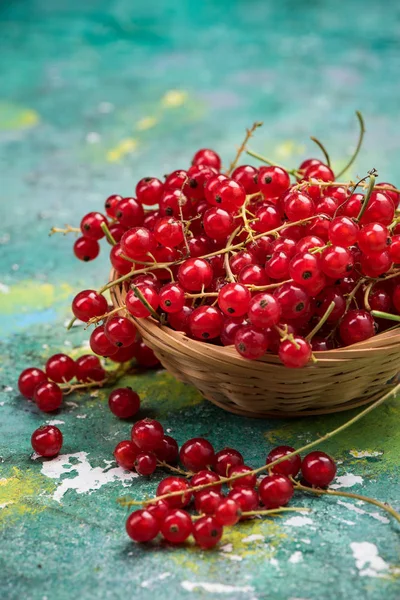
67 130 400 369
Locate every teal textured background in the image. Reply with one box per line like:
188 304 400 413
0 1 399 599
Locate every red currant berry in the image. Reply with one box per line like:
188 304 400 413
390 235 400 262
188 235 212 257
159 189 192 219
284 191 315 221
259 474 293 508
105 316 136 347
108 223 126 243
299 158 322 172
190 470 222 492
305 162 334 182
289 252 322 286
80 212 108 240
234 325 269 360
296 235 325 254
361 250 392 277
136 177 164 206
258 166 290 199
218 283 251 317
314 287 346 322
180 438 215 472
45 353 76 383
192 148 221 170
194 490 223 515
203 207 235 240
110 244 132 275
121 227 156 260
307 214 330 241
248 236 273 263
126 510 159 542
229 251 254 274
108 387 140 418
132 419 164 451
215 498 241 526
160 509 193 543
159 283 185 314
157 476 192 508
18 368 47 399
271 237 297 257
135 452 157 476
248 293 281 328
254 204 282 233
72 290 108 322
358 223 390 254
73 237 100 262
146 499 170 523
339 309 375 346
31 425 63 457
213 448 244 477
238 264 269 286
76 355 105 382
316 196 338 217
189 306 223 340
108 344 137 364
228 465 256 489
266 446 301 477
155 436 179 464
265 251 290 280
320 246 354 279
104 194 122 218
168 306 193 334
114 440 140 470
278 336 312 368
329 216 359 247
153 217 184 247
360 191 395 226
193 516 223 549
227 487 259 513
369 286 392 312
213 179 246 210
337 193 363 218
274 282 310 320
220 317 246 346
301 451 337 487
34 381 63 412
231 165 259 194
126 284 159 318
115 197 144 228
178 258 213 292
165 169 187 190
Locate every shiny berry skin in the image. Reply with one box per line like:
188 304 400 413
315 287 346 323
284 191 315 221
108 344 137 364
258 166 290 199
234 325 269 360
195 490 223 515
18 368 47 399
80 212 108 240
108 387 140 418
114 440 140 470
316 196 338 217
213 179 246 210
271 237 297 257
136 177 164 206
192 148 221 170
238 264 268 286
220 317 246 346
266 446 301 477
368 286 392 312
179 438 215 472
289 252 321 286
126 510 159 542
165 169 187 190
253 204 282 233
71 289 108 322
307 214 330 241
215 499 241 526
168 306 193 334
45 354 76 383
121 227 156 260
108 223 126 243
329 216 359 247
227 487 259 512
229 251 254 275
31 425 63 457
189 306 223 340
153 217 184 247
248 236 273 263
185 164 218 200
203 207 234 240
299 158 322 172
231 165 259 194
160 509 193 544
126 284 159 318
360 191 395 226
132 418 164 451
360 251 392 277
193 516 223 549
339 309 375 346
146 499 169 523
190 470 222 493
134 341 160 368
301 451 337 487
305 162 335 183
228 464 256 489
135 452 157 475
338 193 363 218
248 293 281 328
265 251 290 280
320 246 353 279
73 237 100 262
390 235 400 262
218 283 251 317
115 197 144 228
76 354 105 382
258 474 293 508
204 174 228 204
104 194 122 218
274 282 310 320
278 336 312 368
110 244 132 275
296 235 325 254
188 235 211 257
213 447 244 476
157 476 192 508
159 283 185 314
178 258 213 292
105 316 136 348
377 182 399 205
155 436 179 464
358 223 390 254
34 381 63 412
159 189 192 218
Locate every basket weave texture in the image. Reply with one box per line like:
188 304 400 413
111 272 400 418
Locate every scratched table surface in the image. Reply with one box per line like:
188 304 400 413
0 1 400 599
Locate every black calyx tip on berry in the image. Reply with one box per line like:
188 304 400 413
202 332 210 339
144 177 152 182
263 176 272 184
215 195 222 204
302 271 312 280
83 223 90 231
189 179 198 189
227 307 235 314
116 342 123 347
259 299 268 308
296 302 305 312
165 300 172 307
165 207 173 216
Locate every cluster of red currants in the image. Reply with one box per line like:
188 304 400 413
119 419 336 548
69 144 400 369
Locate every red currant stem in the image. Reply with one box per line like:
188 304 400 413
356 171 377 222
132 285 161 321
185 292 219 299
309 243 330 255
156 460 193 477
227 121 263 175
241 201 256 242
335 111 365 179
310 136 331 168
100 222 117 246
49 225 80 236
178 178 191 257
246 149 300 177
119 382 400 507
305 301 336 342
370 310 400 322
345 278 366 312
224 226 241 283
292 480 400 524
250 280 291 292
86 305 125 327
66 316 77 330
60 379 108 395
363 281 373 312
241 506 311 518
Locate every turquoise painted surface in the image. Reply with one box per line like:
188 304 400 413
0 1 400 599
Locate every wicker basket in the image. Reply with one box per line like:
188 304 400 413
111 271 400 418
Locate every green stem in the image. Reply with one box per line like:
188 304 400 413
336 111 365 178
101 222 117 246
356 173 377 222
240 507 310 518
310 136 331 167
132 285 161 321
371 310 400 322
246 149 299 177
305 301 335 341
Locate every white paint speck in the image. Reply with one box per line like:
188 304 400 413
0 402 4 407
76 414 87 419
0 283 10 294
350 450 383 458
46 419 65 426
330 474 363 489
41 452 138 502
331 515 356 526
181 582 254 594
42 344 49 350
242 534 264 543
86 132 101 144
4 386 13 393
98 101 114 114
337 500 390 523
65 401 78 408
350 542 389 578
300 538 311 544
284 516 314 528
141 572 171 588
289 551 303 564
0 501 14 509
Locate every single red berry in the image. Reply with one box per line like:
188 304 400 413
358 223 390 254
80 212 108 240
228 464 256 489
31 425 63 457
89 325 118 357
108 344 137 364
258 166 290 199
73 237 100 262
131 419 164 451
314 287 346 322
194 489 223 515
231 165 259 194
390 235 400 262
136 177 164 206
165 169 188 190
146 499 169 523
213 448 244 476
284 191 315 221
301 451 337 487
126 510 159 542
180 438 215 472
156 476 192 508
108 387 140 418
203 207 235 240
159 188 192 219
320 246 354 279
213 179 246 210
278 336 312 368
18 368 47 399
135 452 157 476
227 487 259 512
121 227 156 260
339 309 375 346
271 237 297 257
218 283 251 317
266 446 301 477
160 509 193 544
238 264 269 286
45 353 76 383
338 193 363 218
190 470 222 493
126 284 159 318
258 474 293 508
307 214 330 241
115 197 144 228
155 436 179 464
316 196 338 217
360 250 392 277
234 325 269 360
192 148 221 170
329 216 359 247
159 283 185 314
178 258 213 292
114 440 140 470
265 251 290 280
34 381 63 412
108 222 126 243
153 217 184 247
215 498 241 526
253 204 282 233
368 286 392 312
110 243 132 275
273 282 310 320
72 290 108 322
105 316 136 348
295 235 325 254
304 162 335 182
229 251 254 275
189 306 223 340
248 236 273 263
299 158 322 172
220 317 246 346
75 355 105 382
104 194 122 218
193 516 223 549
289 252 322 286
248 293 281 328
360 191 395 226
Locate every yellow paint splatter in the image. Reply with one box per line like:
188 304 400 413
107 138 138 162
0 102 40 131
161 90 188 108
275 141 305 159
136 116 158 131
0 281 73 313
0 467 55 527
